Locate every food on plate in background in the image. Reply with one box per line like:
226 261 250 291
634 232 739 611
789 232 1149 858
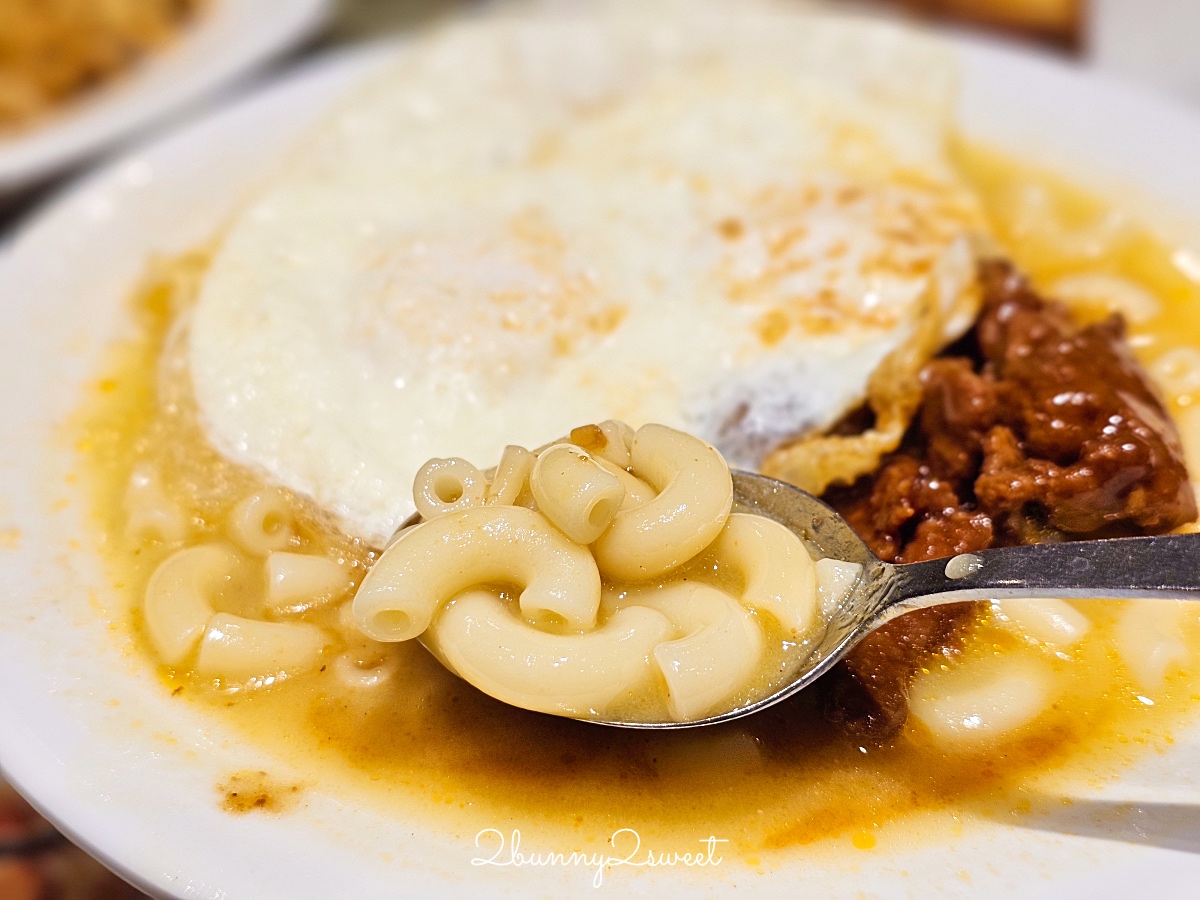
0 0 207 131
851 0 1082 50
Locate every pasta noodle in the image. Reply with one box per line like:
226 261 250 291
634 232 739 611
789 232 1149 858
617 582 763 721
1115 601 1189 692
412 457 487 520
229 490 296 556
424 589 673 716
568 420 635 468
815 558 862 617
593 456 655 510
331 650 400 690
597 420 635 468
124 462 189 545
265 551 351 614
131 420 835 720
143 543 238 666
1151 346 1200 405
991 598 1091 648
383 522 417 550
908 656 1053 743
1006 183 1132 264
193 613 329 682
592 424 734 582
485 445 535 507
353 505 603 642
529 444 624 544
328 600 400 689
702 513 819 639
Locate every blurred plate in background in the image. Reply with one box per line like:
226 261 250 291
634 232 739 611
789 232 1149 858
0 0 333 195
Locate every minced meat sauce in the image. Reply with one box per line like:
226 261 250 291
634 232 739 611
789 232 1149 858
821 259 1197 741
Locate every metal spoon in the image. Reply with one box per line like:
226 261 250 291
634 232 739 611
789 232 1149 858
590 470 1200 730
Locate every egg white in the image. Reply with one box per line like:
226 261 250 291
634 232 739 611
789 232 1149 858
189 6 986 544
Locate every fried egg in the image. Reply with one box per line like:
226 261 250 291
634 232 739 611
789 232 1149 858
188 4 987 544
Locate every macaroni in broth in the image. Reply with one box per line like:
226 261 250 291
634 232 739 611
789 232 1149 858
353 423 847 722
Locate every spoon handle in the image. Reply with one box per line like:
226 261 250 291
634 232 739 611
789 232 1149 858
882 532 1200 621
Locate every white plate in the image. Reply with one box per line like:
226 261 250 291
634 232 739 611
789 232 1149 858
4 32 1200 900
0 0 333 194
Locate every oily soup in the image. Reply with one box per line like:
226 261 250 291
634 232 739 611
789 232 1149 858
73 143 1200 856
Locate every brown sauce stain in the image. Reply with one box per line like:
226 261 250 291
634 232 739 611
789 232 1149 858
218 770 303 815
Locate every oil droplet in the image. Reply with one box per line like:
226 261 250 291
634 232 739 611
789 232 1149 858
851 831 877 850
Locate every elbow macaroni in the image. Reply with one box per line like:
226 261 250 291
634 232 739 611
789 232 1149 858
530 444 624 544
594 455 655 510
353 505 603 642
908 655 1054 743
229 489 296 556
815 558 862 618
991 598 1091 648
592 423 734 582
265 551 351 613
425 589 673 716
614 582 763 721
702 513 818 639
485 445 536 507
349 421 832 723
141 489 339 686
194 613 329 681
138 422 832 719
568 420 635 469
144 543 239 666
413 457 487 520
124 462 190 545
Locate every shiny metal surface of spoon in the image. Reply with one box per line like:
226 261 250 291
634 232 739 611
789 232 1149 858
589 470 1200 730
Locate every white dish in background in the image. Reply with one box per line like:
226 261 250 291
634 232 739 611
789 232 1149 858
0 0 333 195
3 31 1200 900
